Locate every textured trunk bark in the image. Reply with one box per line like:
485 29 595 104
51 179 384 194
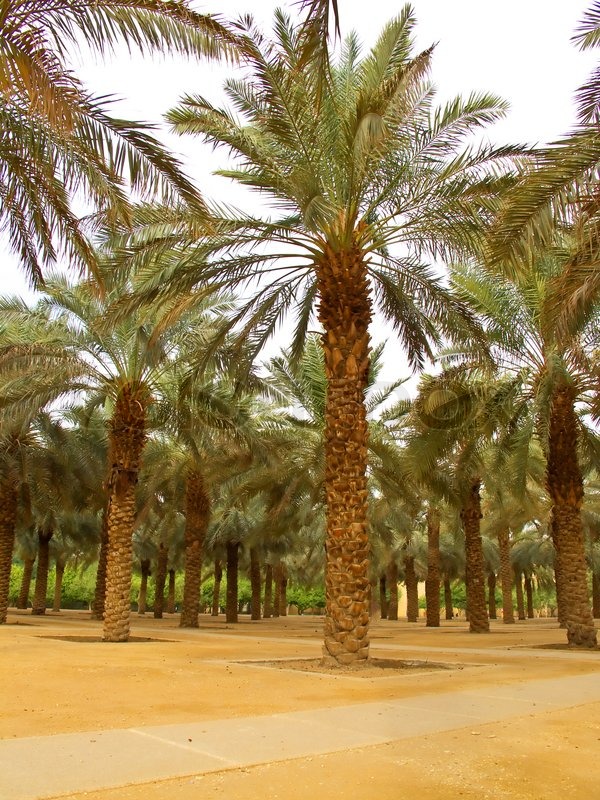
0 478 18 623
249 547 261 620
91 508 109 620
387 561 399 621
593 572 600 619
53 560 65 612
404 555 419 623
32 529 53 615
487 572 497 620
460 480 489 633
498 528 515 624
425 507 441 627
211 559 222 616
317 245 372 665
153 543 168 619
180 471 210 628
378 575 388 619
102 384 147 643
443 578 453 620
515 567 526 620
525 574 534 619
263 563 273 618
278 563 288 617
17 556 35 610
167 569 176 614
225 541 239 624
272 561 281 618
138 559 151 615
547 384 596 647
554 557 567 628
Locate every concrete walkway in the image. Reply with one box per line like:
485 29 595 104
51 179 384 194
3 670 600 800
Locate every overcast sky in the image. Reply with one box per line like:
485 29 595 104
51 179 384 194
3 0 597 377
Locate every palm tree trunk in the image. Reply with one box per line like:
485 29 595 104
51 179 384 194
278 563 288 616
546 384 596 647
91 508 109 620
180 470 210 628
460 480 489 633
211 559 222 616
272 561 281 618
225 541 239 623
167 569 176 614
498 528 514 624
153 543 168 619
593 572 600 620
443 578 453 620
525 574 534 619
32 529 53 615
249 547 261 620
387 560 399 620
554 558 567 627
53 559 65 612
404 555 419 622
263 563 273 618
378 574 388 619
487 572 497 620
317 246 372 665
17 556 35 610
103 384 147 643
515 567 526 620
138 559 151 615
0 478 18 623
425 507 441 627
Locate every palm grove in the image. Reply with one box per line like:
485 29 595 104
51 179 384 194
0 0 599 662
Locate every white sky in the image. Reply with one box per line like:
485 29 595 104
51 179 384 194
2 0 597 382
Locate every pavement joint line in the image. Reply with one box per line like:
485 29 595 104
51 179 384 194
127 728 237 764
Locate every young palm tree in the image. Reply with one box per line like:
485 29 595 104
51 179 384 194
117 8 520 662
0 0 237 283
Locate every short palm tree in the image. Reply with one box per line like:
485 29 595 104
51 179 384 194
125 8 520 662
0 0 236 283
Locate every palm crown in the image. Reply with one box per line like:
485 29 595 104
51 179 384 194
0 0 237 283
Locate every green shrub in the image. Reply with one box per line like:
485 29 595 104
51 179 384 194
287 584 325 613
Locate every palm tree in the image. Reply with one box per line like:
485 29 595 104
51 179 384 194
116 7 520 663
14 528 37 609
0 423 27 622
0 0 238 284
0 265 225 640
449 253 599 646
486 5 600 328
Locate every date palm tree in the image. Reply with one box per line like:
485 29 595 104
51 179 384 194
0 0 237 284
487 4 600 325
449 253 600 646
0 264 231 640
122 7 519 663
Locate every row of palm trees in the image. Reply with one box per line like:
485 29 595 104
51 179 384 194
1 1 600 660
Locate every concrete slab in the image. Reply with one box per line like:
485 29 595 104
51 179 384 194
3 671 600 800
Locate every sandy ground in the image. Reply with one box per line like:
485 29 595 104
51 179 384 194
1 608 599 799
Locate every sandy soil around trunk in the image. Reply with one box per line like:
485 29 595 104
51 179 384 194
1 609 599 799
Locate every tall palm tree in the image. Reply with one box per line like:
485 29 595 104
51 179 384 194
487 4 600 325
0 265 227 640
123 8 520 663
449 253 600 646
0 0 237 284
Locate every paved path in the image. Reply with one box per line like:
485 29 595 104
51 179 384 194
2 670 600 800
